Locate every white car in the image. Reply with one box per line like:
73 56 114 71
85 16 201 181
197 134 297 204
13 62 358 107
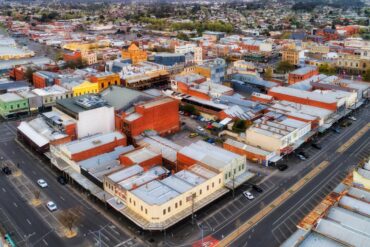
46 201 57 212
348 116 357 121
243 191 254 200
37 179 48 188
197 126 205 132
297 154 306 161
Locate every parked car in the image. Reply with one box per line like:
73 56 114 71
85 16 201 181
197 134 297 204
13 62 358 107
57 176 67 185
243 191 254 200
348 116 357 121
311 143 322 150
340 121 352 127
297 154 306 161
2 166 11 175
37 179 48 188
197 126 205 132
46 201 57 212
179 111 184 115
298 151 309 159
189 132 199 138
277 164 288 171
332 127 341 134
251 184 263 193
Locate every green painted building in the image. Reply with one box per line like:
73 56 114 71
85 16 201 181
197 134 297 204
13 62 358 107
0 92 29 119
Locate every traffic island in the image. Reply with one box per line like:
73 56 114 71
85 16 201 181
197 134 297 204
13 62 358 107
30 198 42 207
63 227 78 238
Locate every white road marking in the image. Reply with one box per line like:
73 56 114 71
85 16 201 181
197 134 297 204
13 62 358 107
13 202 18 208
26 219 32 225
2 188 6 192
60 196 65 201
42 239 48 246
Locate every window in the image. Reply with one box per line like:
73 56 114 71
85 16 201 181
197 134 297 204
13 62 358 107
133 201 136 206
145 209 147 214
207 185 209 191
168 207 171 213
229 172 231 177
199 189 202 195
234 168 236 174
175 202 178 209
225 174 227 180
163 209 166 215
141 206 143 211
219 178 221 184
17 104 20 108
179 200 182 206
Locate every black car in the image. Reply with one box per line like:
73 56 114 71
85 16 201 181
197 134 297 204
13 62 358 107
252 184 263 193
2 167 11 175
57 176 67 185
311 143 322 150
277 164 288 171
298 151 309 159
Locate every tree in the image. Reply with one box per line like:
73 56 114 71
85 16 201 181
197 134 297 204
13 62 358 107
24 67 35 83
276 61 295 74
59 208 81 236
33 189 41 200
363 69 370 82
264 67 273 80
232 119 247 133
176 32 189 41
183 104 197 115
318 63 337 75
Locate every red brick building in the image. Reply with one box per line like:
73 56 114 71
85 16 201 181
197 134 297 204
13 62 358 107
9 66 25 81
120 97 180 137
288 66 319 85
62 132 127 162
119 147 162 170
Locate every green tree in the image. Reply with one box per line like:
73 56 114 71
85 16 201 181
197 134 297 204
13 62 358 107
363 69 370 82
318 63 337 75
176 32 189 41
24 67 35 83
183 104 197 115
232 119 247 133
276 61 295 74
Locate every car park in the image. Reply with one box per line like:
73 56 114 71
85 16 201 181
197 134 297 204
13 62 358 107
46 201 57 211
2 167 11 175
37 179 48 188
243 191 254 200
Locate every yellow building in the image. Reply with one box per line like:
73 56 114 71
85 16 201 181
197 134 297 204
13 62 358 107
88 72 121 91
282 44 300 66
121 43 147 65
353 160 370 190
72 81 99 97
62 40 111 51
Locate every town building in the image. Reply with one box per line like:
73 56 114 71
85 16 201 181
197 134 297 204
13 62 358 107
194 58 226 84
288 66 319 85
0 92 29 119
17 110 77 152
282 169 370 247
282 46 300 66
245 112 312 155
87 72 121 91
153 53 185 67
121 43 148 65
55 95 115 139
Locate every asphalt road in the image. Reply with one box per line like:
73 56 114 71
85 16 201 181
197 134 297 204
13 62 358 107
0 121 143 247
161 104 370 246
231 106 370 246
